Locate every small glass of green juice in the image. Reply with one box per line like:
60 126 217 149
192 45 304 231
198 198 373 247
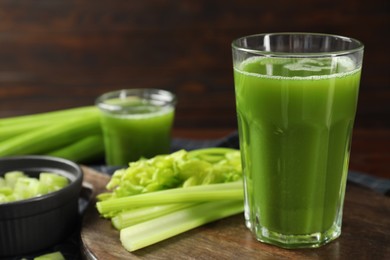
96 89 176 166
232 33 364 248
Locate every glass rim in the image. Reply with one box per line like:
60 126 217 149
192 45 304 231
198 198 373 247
95 88 176 112
232 32 364 57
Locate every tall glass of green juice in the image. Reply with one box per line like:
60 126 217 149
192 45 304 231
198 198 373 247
96 89 176 166
232 33 364 248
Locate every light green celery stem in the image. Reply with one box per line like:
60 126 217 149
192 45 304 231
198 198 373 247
0 123 45 141
46 135 104 163
0 113 101 156
112 203 196 230
120 200 244 252
97 181 243 215
0 106 98 126
0 106 99 141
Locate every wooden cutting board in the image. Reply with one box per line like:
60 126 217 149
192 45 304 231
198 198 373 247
80 166 390 260
80 166 251 259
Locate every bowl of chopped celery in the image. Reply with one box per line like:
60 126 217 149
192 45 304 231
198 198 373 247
0 155 83 257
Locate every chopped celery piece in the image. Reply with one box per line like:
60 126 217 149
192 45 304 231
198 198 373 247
5 171 27 188
120 200 244 252
0 194 8 203
39 172 68 192
14 177 42 199
0 176 5 186
104 148 242 199
0 177 12 195
34 251 65 260
0 171 69 204
0 186 12 195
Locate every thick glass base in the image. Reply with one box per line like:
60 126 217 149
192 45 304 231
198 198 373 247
249 223 341 249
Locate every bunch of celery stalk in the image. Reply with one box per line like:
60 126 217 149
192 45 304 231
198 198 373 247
96 148 244 252
0 106 104 163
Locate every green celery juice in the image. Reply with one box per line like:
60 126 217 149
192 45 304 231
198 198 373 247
234 57 361 243
100 99 174 166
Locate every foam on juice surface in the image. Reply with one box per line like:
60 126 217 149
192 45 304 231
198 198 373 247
236 56 359 80
283 58 332 72
103 98 173 119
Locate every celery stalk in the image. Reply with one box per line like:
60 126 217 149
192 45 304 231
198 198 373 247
97 181 243 215
120 200 244 252
0 106 98 126
111 203 197 230
0 123 45 141
0 106 99 141
46 135 104 163
0 113 101 156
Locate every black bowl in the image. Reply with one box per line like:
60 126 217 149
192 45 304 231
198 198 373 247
0 155 83 257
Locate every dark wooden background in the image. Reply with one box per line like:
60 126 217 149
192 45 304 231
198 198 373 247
0 0 388 129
